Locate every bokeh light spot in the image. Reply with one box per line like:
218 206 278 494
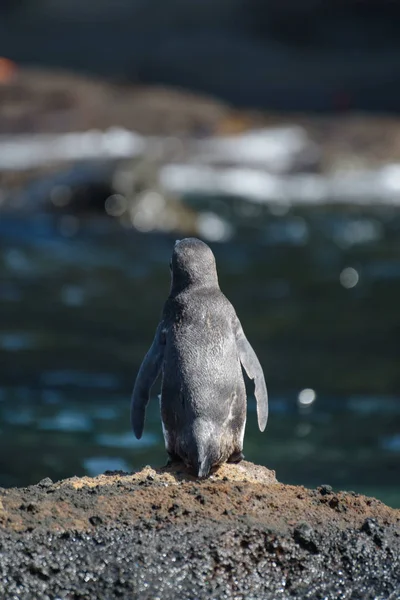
298 388 317 406
105 194 127 217
50 185 72 207
340 267 359 288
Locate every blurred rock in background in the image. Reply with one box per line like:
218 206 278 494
1 0 400 110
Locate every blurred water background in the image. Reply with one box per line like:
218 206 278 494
0 1 399 508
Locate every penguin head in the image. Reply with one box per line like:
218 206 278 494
170 238 219 292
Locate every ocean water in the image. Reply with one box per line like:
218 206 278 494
0 207 399 507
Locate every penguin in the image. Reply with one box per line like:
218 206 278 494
131 237 268 477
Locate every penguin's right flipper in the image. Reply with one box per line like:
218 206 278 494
233 315 268 432
130 322 165 439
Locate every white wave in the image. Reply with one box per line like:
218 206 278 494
160 163 400 205
0 128 145 170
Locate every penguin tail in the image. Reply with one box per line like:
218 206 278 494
196 456 212 479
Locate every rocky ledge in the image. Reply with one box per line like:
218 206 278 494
0 462 399 599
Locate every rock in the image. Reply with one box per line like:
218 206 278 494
36 477 53 488
360 517 386 547
0 461 399 599
88 515 103 527
293 522 319 554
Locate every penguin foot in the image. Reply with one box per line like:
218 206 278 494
227 451 245 464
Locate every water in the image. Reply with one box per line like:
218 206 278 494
0 207 399 507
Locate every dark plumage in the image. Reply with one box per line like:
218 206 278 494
131 238 268 477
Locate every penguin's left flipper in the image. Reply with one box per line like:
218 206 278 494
233 316 268 432
130 322 165 439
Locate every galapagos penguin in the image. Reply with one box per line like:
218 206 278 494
131 238 268 477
